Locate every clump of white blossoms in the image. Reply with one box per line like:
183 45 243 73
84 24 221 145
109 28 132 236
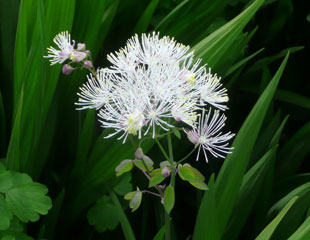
45 31 235 214
45 31 234 161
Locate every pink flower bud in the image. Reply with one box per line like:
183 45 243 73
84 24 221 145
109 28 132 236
83 60 93 68
135 148 144 160
77 43 86 51
62 64 75 75
70 51 87 62
161 167 170 178
85 50 91 56
187 130 200 145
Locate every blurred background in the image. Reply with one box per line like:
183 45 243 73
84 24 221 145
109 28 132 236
0 0 309 239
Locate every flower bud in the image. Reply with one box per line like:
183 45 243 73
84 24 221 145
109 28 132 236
161 167 170 178
62 64 75 75
70 51 87 62
187 130 200 145
77 43 86 51
85 50 91 56
135 148 144 160
83 60 93 68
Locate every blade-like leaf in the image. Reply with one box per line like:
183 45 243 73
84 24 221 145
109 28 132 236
288 217 310 240
255 196 298 240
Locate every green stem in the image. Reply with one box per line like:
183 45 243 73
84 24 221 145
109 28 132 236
167 133 175 187
177 145 198 164
155 138 170 161
165 210 171 240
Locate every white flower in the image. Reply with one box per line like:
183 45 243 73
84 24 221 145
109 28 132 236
187 108 235 162
75 32 231 143
198 68 229 111
76 68 113 110
44 31 75 65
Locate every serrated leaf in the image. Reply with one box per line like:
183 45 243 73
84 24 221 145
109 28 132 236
114 173 133 196
164 185 175 214
115 160 133 177
178 164 205 183
255 196 298 240
6 182 52 223
0 171 32 193
149 170 165 187
0 195 12 230
87 195 119 232
129 191 142 212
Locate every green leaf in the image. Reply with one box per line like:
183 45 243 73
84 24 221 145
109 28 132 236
224 146 277 239
199 53 289 237
132 0 159 34
0 195 12 230
267 182 310 239
153 226 166 240
0 162 5 173
134 157 153 172
110 191 136 240
189 181 209 191
6 182 52 223
172 128 181 139
164 185 175 214
149 169 165 187
6 87 23 171
288 217 310 240
87 195 119 232
129 191 142 212
193 174 221 240
114 173 133 196
0 171 32 193
255 196 298 240
124 191 137 201
192 0 264 67
115 160 133 177
178 164 205 183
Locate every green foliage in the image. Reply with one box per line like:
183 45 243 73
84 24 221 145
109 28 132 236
164 186 175 214
0 0 307 238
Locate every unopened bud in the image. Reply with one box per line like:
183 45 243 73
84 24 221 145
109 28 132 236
85 50 91 56
83 60 93 68
62 64 75 75
77 43 86 51
162 167 170 178
70 51 87 62
135 148 144 160
187 130 200 145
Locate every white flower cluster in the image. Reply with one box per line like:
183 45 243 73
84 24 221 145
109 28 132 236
74 32 234 160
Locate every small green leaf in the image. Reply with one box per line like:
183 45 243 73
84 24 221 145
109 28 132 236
134 157 153 172
189 181 209 191
149 169 165 187
114 173 133 196
124 191 136 201
255 196 298 240
87 195 119 232
172 128 181 139
164 185 175 214
0 195 12 230
115 160 133 177
160 161 171 168
178 164 205 183
129 191 142 212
